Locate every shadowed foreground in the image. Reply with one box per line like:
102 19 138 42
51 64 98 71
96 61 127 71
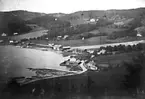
1 53 145 99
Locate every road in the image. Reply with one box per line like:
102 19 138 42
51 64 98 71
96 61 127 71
71 40 145 50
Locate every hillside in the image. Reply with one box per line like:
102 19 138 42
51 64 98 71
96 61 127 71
27 15 71 29
0 8 145 41
0 10 47 37
59 8 145 26
0 12 31 36
4 10 46 21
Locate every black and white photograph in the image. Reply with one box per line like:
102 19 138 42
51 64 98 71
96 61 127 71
0 0 145 99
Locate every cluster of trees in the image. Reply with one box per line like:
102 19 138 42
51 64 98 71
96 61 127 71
96 18 113 27
87 52 145 93
107 29 137 40
127 17 142 29
27 15 71 29
93 43 145 56
40 23 97 40
27 15 99 40
122 53 145 92
107 17 144 40
0 14 32 36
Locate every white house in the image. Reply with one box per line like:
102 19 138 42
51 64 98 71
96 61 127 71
90 18 96 22
13 32 18 35
84 61 98 70
69 58 77 62
0 40 3 43
135 26 145 36
57 36 62 38
97 49 106 55
96 19 99 22
87 50 94 54
63 35 69 40
91 55 95 58
137 33 142 37
53 45 62 50
82 37 85 40
63 46 71 49
9 40 14 43
114 21 124 26
1 33 7 36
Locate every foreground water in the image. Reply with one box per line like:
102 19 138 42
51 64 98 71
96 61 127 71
0 45 140 99
0 45 68 82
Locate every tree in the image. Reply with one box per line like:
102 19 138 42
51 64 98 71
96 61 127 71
112 45 118 51
136 43 143 51
126 45 132 52
106 46 113 52
124 62 142 90
88 11 93 19
81 12 84 18
123 53 145 92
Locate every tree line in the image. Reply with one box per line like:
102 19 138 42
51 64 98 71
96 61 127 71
93 43 145 56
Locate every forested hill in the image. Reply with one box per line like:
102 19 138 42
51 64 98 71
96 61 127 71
0 8 145 38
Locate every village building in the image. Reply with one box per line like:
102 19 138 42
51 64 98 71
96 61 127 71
96 18 99 22
82 37 85 40
0 40 3 43
137 33 142 37
62 46 71 51
9 40 14 43
69 57 77 62
57 36 62 40
114 21 124 26
83 60 97 70
1 33 7 36
87 50 94 54
89 18 96 22
63 35 69 40
134 26 145 37
13 32 18 35
53 45 62 50
45 38 49 40
91 55 95 58
97 49 106 55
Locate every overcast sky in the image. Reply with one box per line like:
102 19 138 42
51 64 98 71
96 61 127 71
0 0 145 13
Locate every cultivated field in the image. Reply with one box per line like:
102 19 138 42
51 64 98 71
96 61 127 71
49 36 107 46
93 51 140 64
97 27 126 34
10 29 48 41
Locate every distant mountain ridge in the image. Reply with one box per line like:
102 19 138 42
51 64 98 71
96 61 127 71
0 7 145 37
0 10 46 20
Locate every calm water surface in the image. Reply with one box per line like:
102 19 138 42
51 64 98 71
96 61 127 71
0 46 135 99
0 45 67 81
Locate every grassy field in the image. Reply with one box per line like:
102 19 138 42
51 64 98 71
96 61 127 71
106 37 145 43
10 29 48 41
96 27 126 35
93 51 140 65
30 36 107 46
29 36 145 47
87 27 126 35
